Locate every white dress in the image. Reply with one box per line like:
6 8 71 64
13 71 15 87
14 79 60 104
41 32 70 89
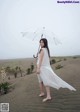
37 48 76 91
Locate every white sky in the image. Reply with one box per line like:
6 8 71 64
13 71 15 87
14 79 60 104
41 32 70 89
0 0 80 59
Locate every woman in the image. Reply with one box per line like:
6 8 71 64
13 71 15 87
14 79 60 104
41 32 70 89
36 38 76 102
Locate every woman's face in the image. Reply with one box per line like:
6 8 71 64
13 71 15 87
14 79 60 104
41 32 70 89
40 40 44 48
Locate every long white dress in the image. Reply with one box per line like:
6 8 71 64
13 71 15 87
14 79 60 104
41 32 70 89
37 48 76 91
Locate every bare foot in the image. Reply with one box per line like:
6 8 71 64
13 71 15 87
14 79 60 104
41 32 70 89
42 97 52 102
39 93 45 97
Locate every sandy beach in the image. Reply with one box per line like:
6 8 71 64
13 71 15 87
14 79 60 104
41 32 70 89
0 57 80 112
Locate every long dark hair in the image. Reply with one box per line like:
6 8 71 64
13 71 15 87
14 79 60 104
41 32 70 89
39 38 50 57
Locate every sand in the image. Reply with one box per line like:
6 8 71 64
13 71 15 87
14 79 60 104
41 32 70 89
0 57 80 112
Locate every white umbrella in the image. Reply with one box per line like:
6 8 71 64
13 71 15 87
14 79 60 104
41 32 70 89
21 27 62 58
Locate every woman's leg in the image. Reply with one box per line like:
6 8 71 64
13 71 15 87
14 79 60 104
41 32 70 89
42 86 52 102
45 86 51 98
39 82 45 96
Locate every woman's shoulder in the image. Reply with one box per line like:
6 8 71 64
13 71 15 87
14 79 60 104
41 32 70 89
39 48 46 54
41 48 46 52
39 48 45 54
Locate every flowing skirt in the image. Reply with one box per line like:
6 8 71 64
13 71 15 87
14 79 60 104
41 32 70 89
37 66 76 91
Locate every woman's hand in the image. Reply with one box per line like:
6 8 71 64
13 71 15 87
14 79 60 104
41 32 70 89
36 68 40 74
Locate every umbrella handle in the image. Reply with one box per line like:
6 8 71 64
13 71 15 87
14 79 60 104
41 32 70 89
33 44 40 58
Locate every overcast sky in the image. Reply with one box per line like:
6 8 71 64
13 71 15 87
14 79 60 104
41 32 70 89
0 0 80 59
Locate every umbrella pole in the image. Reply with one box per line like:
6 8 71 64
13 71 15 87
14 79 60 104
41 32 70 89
33 34 43 58
36 34 43 58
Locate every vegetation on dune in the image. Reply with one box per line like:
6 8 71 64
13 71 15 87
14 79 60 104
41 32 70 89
30 63 34 73
50 58 64 65
55 64 63 70
0 82 10 95
18 67 23 77
64 58 67 61
5 66 23 78
26 68 31 74
26 63 34 75
50 59 56 65
0 62 35 81
0 66 24 96
73 56 77 59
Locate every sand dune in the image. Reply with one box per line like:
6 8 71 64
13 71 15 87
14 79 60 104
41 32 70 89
0 57 80 112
